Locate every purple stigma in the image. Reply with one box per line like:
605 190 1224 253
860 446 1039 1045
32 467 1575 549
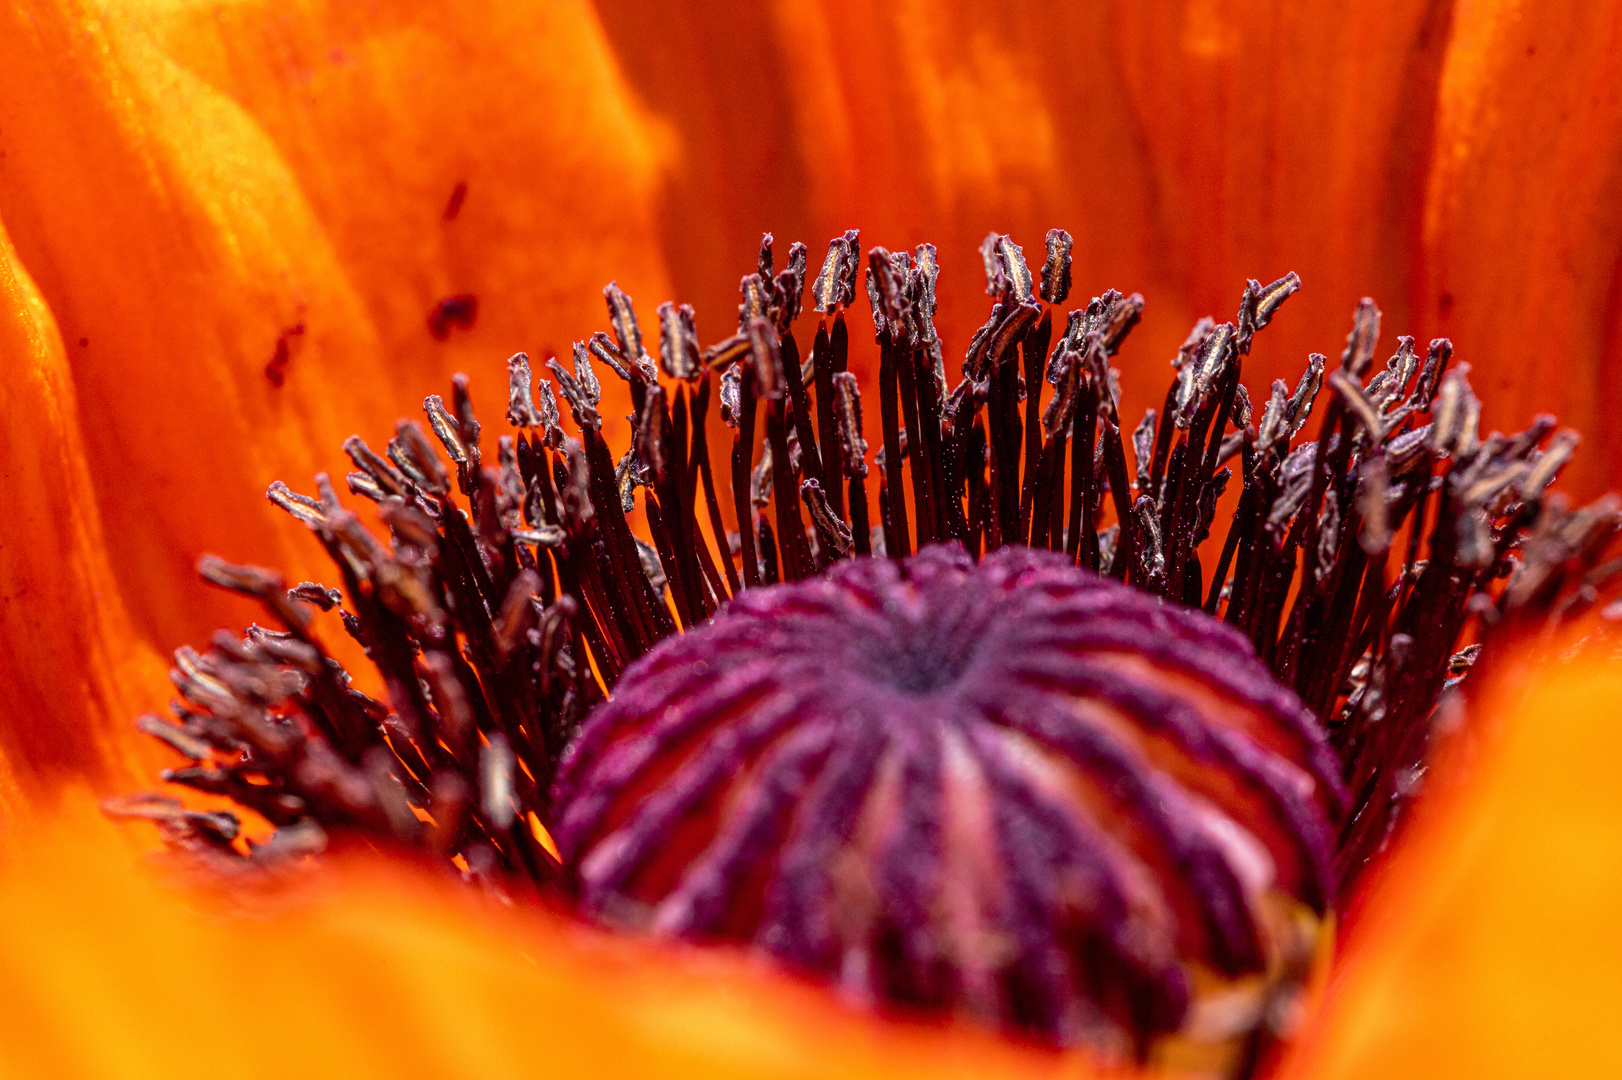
553 544 1343 1050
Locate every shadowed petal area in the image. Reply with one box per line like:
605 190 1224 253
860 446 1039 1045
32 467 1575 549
594 0 1457 443
0 0 670 652
0 217 169 831
1276 658 1622 1080
0 801 1111 1080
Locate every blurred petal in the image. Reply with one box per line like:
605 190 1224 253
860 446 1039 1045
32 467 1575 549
0 0 671 653
1277 658 1622 1080
0 214 168 836
0 803 1118 1080
1419 0 1622 496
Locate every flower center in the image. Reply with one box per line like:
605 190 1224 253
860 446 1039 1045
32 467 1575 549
115 225 1620 1067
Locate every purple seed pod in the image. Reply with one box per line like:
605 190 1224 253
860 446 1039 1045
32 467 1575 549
552 543 1346 1052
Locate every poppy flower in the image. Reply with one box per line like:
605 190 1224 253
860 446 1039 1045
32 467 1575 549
1 1 1620 1078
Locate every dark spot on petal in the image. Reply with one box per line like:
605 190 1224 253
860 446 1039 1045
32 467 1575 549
263 323 306 388
443 180 468 222
427 295 479 340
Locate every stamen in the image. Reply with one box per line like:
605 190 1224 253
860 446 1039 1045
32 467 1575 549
119 228 1621 1058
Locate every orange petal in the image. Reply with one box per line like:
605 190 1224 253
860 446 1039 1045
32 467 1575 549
0 213 169 836
1276 657 1622 1080
0 802 1126 1080
1417 0 1622 496
0 0 670 656
1104 0 1457 412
